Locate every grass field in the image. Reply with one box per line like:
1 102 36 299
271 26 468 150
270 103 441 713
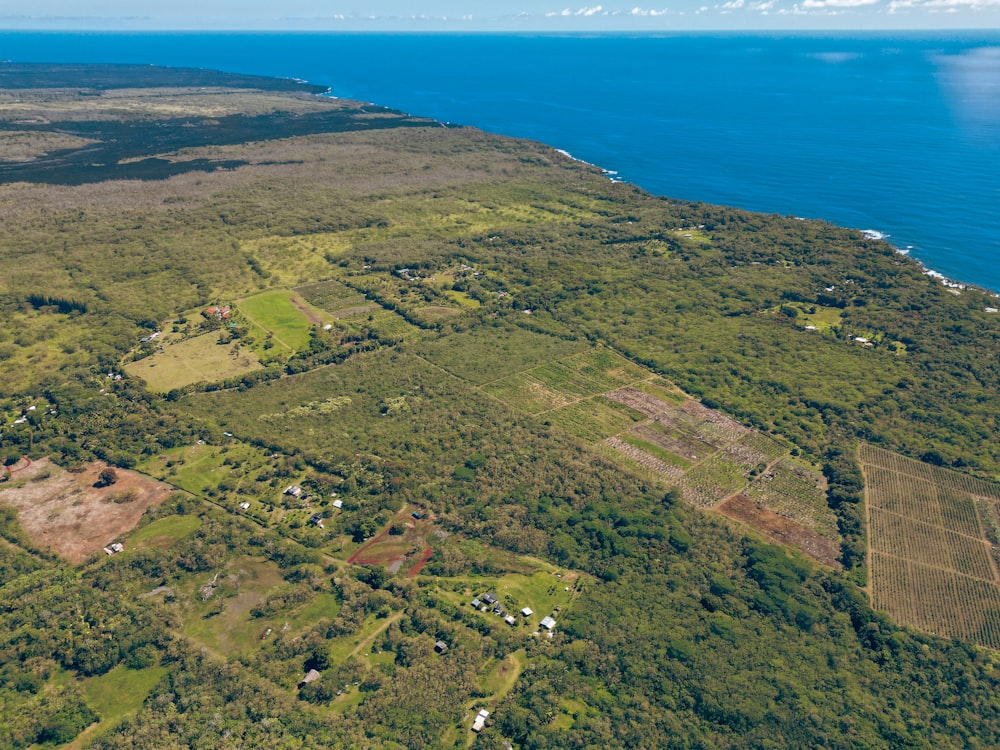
70 664 169 749
237 289 318 352
124 331 262 392
862 443 1000 648
129 514 202 549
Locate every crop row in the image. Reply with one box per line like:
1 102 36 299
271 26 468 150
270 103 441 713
678 453 748 508
745 460 837 538
604 436 686 483
865 466 982 538
869 507 996 581
861 443 1000 501
870 553 1000 649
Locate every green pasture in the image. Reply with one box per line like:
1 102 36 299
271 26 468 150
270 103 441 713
124 332 262 392
237 289 318 352
128 514 202 549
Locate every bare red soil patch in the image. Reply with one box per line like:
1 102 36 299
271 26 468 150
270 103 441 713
718 494 843 569
0 458 176 564
348 514 434 577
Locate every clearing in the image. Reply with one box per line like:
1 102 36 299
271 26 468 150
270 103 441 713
0 458 176 563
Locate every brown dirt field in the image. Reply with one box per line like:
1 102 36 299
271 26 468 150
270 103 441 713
718 494 843 570
0 458 176 564
289 294 323 325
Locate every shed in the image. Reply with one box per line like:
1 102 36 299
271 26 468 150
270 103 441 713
298 669 321 688
505 615 516 626
481 591 498 606
284 485 303 497
472 708 490 733
471 598 481 608
540 616 556 630
332 499 344 509
520 607 533 617
434 640 448 654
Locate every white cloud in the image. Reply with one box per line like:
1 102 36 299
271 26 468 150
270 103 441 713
630 6 670 13
889 0 1000 9
801 0 879 7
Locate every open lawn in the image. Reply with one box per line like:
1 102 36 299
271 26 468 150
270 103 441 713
66 665 170 750
124 331 261 392
237 288 318 352
128 514 202 549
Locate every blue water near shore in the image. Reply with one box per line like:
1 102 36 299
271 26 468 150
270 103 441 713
2 31 999 291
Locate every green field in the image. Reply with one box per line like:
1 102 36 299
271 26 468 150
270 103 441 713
237 289 319 352
128 514 202 549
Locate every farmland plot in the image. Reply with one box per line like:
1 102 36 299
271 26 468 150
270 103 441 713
746 459 836 539
862 443 1000 648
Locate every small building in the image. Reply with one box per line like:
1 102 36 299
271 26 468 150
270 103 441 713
504 615 516 626
540 616 556 630
103 542 124 556
471 598 481 608
411 511 423 520
481 591 499 606
472 708 490 733
309 513 325 529
434 640 448 654
332 499 344 509
520 607 533 617
239 501 251 510
298 669 321 688
284 485 303 498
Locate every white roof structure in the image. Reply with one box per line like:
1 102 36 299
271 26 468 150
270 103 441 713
332 499 344 509
521 607 533 617
540 616 556 630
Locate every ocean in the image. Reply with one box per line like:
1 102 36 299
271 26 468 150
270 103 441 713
2 31 998 291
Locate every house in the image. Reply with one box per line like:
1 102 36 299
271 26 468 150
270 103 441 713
239 501 251 510
332 499 344 509
471 598 481 608
309 513 325 529
298 669 321 688
504 615 516 626
520 607 533 617
540 616 556 630
472 709 490 733
284 485 303 498
481 591 499 606
411 511 423 520
434 640 448 654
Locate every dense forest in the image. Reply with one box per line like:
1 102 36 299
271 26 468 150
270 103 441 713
2 64 1000 749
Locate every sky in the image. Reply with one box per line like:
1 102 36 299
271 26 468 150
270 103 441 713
1 0 998 31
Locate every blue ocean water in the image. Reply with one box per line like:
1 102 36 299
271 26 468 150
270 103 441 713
2 31 999 291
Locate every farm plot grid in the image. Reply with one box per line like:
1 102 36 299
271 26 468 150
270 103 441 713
861 443 1000 649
